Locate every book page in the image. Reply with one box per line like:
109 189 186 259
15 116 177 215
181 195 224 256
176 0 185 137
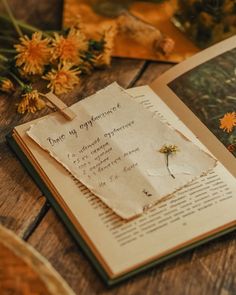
15 85 236 278
151 35 236 177
27 83 215 220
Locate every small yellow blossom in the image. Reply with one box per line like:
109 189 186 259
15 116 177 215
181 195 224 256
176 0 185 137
219 112 236 133
17 90 45 114
15 32 51 75
93 25 116 68
51 28 88 65
159 144 179 154
0 78 15 93
43 64 80 95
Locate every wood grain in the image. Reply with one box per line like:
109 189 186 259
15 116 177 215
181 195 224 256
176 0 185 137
135 62 173 86
0 141 48 238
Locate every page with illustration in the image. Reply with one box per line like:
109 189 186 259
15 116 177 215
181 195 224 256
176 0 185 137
14 84 236 278
151 36 236 177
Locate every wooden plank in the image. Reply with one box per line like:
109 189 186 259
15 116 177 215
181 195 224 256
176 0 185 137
134 62 173 86
0 0 63 241
0 141 48 238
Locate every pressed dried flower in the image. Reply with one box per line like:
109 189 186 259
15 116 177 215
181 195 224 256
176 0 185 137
159 144 179 179
15 32 51 75
159 144 178 154
0 78 15 93
43 64 80 95
51 28 88 65
17 89 45 114
93 25 116 68
219 112 236 133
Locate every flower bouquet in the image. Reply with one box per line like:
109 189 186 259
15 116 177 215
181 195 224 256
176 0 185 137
0 0 116 114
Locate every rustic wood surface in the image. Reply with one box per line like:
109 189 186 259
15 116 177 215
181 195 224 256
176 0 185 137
0 1 236 295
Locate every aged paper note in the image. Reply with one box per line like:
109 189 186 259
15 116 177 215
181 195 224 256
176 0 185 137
27 83 216 219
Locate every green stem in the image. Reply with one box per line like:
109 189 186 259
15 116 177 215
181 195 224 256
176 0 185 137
0 53 8 62
166 153 175 179
0 48 16 54
1 0 23 37
45 30 60 33
16 19 51 37
9 71 25 88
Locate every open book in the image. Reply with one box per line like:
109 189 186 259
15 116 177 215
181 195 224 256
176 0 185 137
7 36 236 285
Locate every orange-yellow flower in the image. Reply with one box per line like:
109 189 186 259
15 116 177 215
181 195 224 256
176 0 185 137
219 112 236 133
43 64 80 95
17 90 46 114
15 32 51 75
51 28 88 65
0 78 15 93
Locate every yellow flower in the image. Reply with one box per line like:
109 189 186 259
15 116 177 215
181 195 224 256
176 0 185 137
43 64 80 95
219 112 236 133
93 25 116 67
17 90 46 114
15 32 51 75
0 78 15 93
159 144 179 154
51 28 88 65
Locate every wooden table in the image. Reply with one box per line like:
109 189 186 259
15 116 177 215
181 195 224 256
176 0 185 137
1 1 236 294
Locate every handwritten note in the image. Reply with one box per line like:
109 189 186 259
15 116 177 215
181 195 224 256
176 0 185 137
27 83 216 219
